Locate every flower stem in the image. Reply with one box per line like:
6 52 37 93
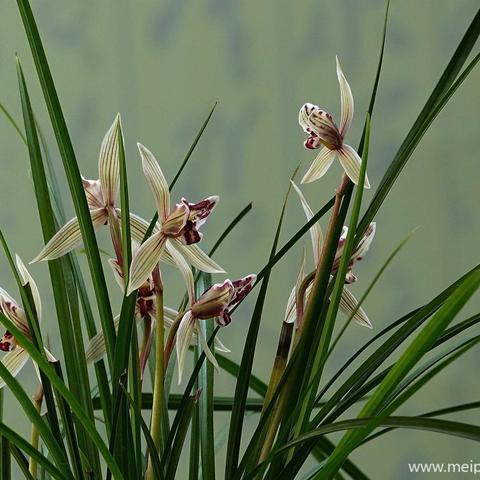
29 383 43 478
146 267 164 480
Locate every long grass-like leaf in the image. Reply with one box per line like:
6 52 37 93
0 312 122 479
16 0 116 368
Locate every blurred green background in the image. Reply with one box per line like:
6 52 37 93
0 0 479 478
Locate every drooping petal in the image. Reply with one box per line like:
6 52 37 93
301 147 336 184
171 240 225 274
0 347 30 389
85 315 121 363
176 311 196 383
291 182 323 264
127 232 167 295
339 287 372 328
99 115 121 207
164 306 180 326
16 255 42 322
31 208 108 263
336 57 354 138
196 323 219 372
137 143 170 221
165 241 195 306
337 144 370 189
213 336 230 353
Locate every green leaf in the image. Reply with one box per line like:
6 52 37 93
225 184 290 478
0 312 123 480
196 274 216 480
356 10 480 238
320 267 480 478
16 57 101 477
0 422 68 480
16 0 116 368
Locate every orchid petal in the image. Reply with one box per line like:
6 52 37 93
352 222 376 262
284 248 306 324
137 143 170 221
196 323 219 373
31 208 108 263
85 315 121 363
108 258 125 291
16 255 42 322
0 289 30 336
166 241 195 306
0 347 29 389
291 182 323 264
339 287 372 328
176 311 196 383
82 177 104 209
99 115 121 206
121 211 175 266
337 144 370 188
301 147 336 184
127 232 167 295
213 336 230 353
336 57 354 137
172 240 225 274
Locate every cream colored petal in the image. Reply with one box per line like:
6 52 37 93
291 183 323 264
127 232 167 295
339 287 372 328
0 347 30 389
172 240 225 274
337 144 370 189
166 241 195 306
336 57 354 138
99 114 121 206
196 323 219 373
284 249 306 324
16 255 42 322
301 147 336 184
108 258 125 292
31 209 107 263
213 336 230 353
137 143 170 221
164 306 179 326
0 289 30 336
176 311 196 384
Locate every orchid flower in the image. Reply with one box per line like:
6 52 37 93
85 252 229 372
284 182 375 328
0 256 56 389
298 57 370 188
126 143 224 294
176 274 256 383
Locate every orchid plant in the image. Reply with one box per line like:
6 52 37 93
0 2 479 480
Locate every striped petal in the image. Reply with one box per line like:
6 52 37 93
99 114 121 206
301 147 336 184
0 289 30 336
196 323 219 372
138 143 170 221
127 231 167 294
336 57 354 137
166 241 195 306
120 211 175 266
0 347 29 389
172 240 225 274
284 249 306 324
291 182 323 264
16 255 42 321
337 144 370 189
339 287 372 328
176 311 196 383
31 209 108 262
